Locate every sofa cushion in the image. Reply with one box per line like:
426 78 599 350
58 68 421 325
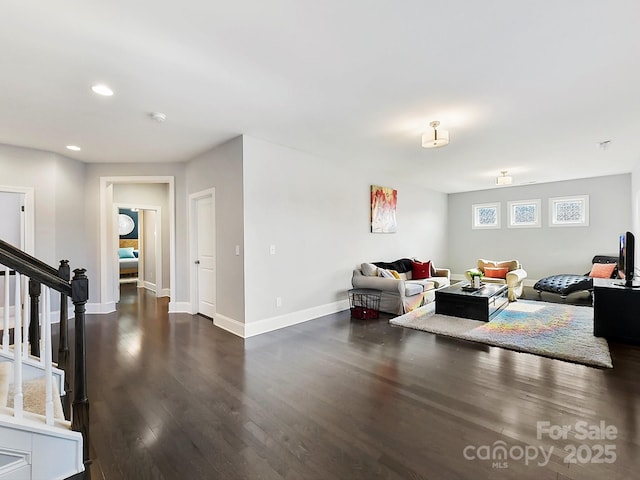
589 262 616 278
405 283 426 296
378 268 395 278
478 259 519 273
411 260 431 279
485 267 509 279
361 263 378 276
378 268 401 279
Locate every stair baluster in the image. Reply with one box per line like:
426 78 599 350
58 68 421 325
29 279 41 357
71 268 91 477
13 271 24 418
58 260 70 396
43 286 54 425
22 273 31 361
2 267 9 351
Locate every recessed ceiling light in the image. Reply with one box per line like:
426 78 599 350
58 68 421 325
66 145 81 151
91 84 114 96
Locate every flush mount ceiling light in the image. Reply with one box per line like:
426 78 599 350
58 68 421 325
421 121 449 148
149 112 167 123
496 170 513 186
66 145 81 151
91 84 114 96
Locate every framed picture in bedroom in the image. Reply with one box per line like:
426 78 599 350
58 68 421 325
370 185 397 233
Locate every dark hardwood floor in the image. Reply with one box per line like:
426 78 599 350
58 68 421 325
64 284 640 479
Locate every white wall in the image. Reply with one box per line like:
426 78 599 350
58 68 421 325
447 174 632 280
185 136 245 323
242 136 448 328
0 144 86 270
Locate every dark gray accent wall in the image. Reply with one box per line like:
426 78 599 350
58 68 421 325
447 174 631 281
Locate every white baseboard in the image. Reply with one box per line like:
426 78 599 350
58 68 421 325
213 313 245 337
86 302 116 314
168 301 192 313
210 300 350 338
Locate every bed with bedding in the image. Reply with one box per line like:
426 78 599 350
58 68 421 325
119 239 139 277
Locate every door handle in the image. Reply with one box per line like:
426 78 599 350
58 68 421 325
195 260 200 265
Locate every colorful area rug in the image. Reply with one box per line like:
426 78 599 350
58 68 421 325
390 300 612 368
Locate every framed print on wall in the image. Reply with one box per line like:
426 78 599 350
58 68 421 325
549 195 589 227
508 199 541 228
472 202 501 229
371 185 397 233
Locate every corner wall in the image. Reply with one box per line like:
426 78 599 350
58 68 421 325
241 136 448 335
185 136 245 324
447 174 631 280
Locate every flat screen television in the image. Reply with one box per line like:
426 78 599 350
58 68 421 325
618 231 637 287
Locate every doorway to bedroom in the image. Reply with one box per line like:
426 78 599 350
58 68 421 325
116 204 163 298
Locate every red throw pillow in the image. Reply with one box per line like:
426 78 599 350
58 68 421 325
589 263 616 279
412 260 432 279
484 267 509 279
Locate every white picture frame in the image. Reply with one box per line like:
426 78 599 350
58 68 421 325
472 202 501 229
508 199 541 228
549 195 589 227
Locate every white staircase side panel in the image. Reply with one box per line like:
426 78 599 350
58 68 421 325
0 414 83 480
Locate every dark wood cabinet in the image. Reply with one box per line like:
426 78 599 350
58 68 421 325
593 278 640 344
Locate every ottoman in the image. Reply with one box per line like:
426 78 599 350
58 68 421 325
533 274 593 298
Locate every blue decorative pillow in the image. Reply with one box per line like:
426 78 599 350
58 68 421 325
118 247 136 259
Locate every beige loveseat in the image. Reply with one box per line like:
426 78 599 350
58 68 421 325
352 258 451 315
465 259 527 301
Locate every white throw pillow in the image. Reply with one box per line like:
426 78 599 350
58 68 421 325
361 263 378 276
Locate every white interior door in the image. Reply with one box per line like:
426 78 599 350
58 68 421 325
195 196 216 318
0 192 23 248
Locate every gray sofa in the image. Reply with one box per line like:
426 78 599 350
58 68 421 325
351 258 450 315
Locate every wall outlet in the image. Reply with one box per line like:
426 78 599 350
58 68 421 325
235 245 240 256
270 245 276 255
276 296 282 307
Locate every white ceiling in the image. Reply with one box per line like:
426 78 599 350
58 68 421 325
1 1 639 193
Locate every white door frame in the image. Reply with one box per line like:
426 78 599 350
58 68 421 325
100 176 175 312
0 185 34 255
189 188 216 315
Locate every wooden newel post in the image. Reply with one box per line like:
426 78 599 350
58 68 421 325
29 279 41 357
57 260 71 395
71 268 91 478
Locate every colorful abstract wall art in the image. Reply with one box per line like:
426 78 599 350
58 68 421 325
371 185 397 233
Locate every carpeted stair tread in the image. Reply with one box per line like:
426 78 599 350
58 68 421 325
0 362 10 407
2 369 65 421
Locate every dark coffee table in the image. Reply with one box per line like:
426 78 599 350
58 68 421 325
435 282 508 321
